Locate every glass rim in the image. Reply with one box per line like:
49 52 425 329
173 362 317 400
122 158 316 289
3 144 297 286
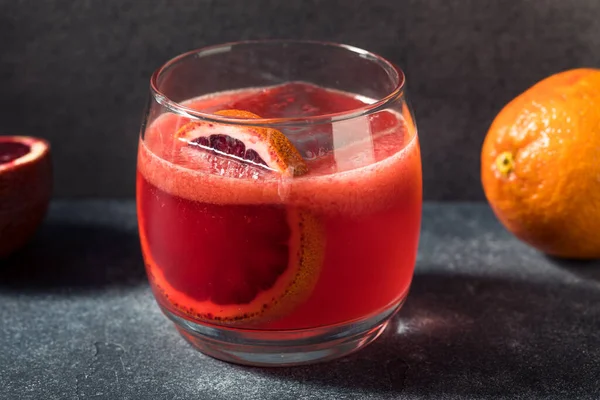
149 40 406 127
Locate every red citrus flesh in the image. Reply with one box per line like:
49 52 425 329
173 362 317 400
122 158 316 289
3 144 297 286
0 136 52 257
0 142 31 164
140 110 323 324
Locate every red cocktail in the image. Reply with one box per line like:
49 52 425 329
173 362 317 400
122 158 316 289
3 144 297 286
137 41 422 366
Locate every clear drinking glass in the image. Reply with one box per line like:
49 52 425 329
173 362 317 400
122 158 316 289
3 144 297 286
136 40 422 366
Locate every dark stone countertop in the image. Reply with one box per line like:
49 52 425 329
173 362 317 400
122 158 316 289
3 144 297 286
1 201 599 400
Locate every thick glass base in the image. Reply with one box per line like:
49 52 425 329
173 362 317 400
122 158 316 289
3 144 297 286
161 300 404 367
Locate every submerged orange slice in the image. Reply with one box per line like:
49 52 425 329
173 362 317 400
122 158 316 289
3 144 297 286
141 206 324 324
139 109 323 325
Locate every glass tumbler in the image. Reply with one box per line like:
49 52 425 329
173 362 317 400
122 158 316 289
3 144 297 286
136 40 422 366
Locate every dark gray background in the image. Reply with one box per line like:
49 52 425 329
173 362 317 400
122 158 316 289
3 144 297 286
1 0 598 200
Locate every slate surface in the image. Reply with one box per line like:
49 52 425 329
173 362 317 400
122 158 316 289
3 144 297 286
1 201 599 399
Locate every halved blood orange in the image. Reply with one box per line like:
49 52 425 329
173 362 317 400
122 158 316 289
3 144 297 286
0 136 52 257
139 110 323 325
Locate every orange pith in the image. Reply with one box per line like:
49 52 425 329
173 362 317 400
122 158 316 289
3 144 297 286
481 68 600 259
139 109 324 324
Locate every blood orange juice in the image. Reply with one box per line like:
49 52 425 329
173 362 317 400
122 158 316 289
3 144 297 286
137 41 421 366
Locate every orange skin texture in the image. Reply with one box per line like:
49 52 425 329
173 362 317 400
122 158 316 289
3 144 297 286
481 68 600 259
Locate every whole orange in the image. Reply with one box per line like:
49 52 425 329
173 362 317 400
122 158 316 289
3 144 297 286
481 68 600 259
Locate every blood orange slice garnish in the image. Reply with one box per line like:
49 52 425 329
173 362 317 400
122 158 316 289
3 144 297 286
139 109 323 324
175 109 308 177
